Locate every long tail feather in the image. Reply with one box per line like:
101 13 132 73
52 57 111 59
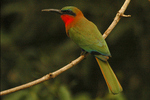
95 57 123 94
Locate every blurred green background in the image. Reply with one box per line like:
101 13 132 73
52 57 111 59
1 0 150 100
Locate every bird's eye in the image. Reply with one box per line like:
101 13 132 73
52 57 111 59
66 9 73 13
61 9 72 13
61 9 76 16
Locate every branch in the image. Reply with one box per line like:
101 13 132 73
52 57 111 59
0 0 131 96
0 54 89 96
103 0 131 39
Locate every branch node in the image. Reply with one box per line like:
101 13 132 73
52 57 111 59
49 73 55 78
121 14 131 17
71 61 75 66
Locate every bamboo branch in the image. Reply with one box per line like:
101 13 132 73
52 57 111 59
0 0 131 96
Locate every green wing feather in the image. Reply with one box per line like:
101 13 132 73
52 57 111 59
68 17 111 57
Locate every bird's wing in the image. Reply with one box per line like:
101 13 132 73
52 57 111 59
68 18 111 57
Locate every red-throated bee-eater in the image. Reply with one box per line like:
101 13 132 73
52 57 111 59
42 6 123 94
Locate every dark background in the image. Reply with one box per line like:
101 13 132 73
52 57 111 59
1 0 150 100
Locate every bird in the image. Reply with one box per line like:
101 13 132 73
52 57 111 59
42 6 123 94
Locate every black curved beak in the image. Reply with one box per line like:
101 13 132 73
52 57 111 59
42 9 62 14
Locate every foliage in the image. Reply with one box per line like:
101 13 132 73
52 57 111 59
1 0 150 100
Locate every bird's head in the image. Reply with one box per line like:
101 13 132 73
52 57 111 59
42 6 84 26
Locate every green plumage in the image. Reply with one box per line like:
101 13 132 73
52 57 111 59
67 11 123 94
42 6 123 94
69 17 111 60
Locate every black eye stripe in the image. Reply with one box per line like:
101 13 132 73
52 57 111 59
61 9 72 13
61 10 76 16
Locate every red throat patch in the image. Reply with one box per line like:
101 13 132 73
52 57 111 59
61 15 74 27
